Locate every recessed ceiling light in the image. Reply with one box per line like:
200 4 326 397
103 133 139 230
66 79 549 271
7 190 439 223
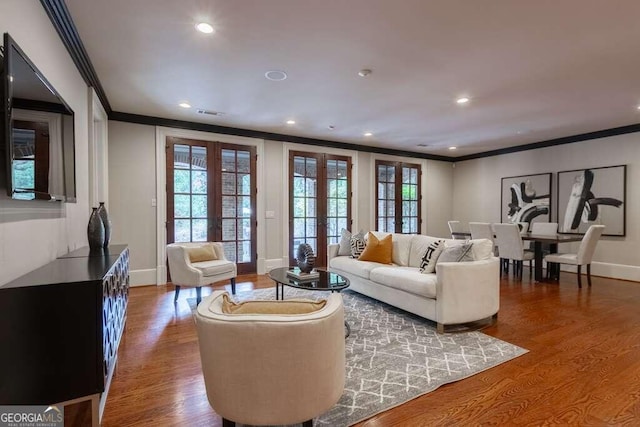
364 132 373 137
195 22 215 34
637 105 640 110
456 97 470 104
448 146 457 150
328 125 336 130
179 102 191 109
265 70 287 81
286 120 296 125
358 69 372 77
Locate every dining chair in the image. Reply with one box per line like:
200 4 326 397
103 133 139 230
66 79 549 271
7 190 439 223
448 221 466 239
530 222 559 235
530 222 560 276
493 223 534 280
469 222 498 257
544 225 605 288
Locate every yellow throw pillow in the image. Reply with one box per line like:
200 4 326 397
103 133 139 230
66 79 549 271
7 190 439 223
187 244 218 263
221 294 327 315
358 232 393 264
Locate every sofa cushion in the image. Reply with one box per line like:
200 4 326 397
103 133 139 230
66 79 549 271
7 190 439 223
187 244 218 262
359 233 393 264
192 259 235 276
436 242 474 264
408 235 443 267
419 239 445 273
338 228 353 256
395 233 414 266
221 293 327 315
350 231 366 258
369 266 438 298
446 238 494 260
329 256 382 280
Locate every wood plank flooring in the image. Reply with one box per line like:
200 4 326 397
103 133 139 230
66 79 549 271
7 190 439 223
101 272 640 426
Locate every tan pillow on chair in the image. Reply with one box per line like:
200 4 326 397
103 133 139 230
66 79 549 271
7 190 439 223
187 244 218 263
221 294 327 315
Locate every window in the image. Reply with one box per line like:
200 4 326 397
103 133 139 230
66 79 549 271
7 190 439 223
375 160 421 233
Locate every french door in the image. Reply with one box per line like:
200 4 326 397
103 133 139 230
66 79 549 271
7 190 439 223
375 160 421 234
289 152 352 267
166 137 257 273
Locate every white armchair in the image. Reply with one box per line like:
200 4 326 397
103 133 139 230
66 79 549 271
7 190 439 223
166 242 237 303
195 291 345 426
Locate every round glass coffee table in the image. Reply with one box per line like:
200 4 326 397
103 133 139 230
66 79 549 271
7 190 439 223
267 267 351 336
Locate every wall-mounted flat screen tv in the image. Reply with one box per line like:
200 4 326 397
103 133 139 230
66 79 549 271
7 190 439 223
2 32 76 202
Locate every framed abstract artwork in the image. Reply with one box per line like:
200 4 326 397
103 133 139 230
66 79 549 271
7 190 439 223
501 173 552 231
557 165 626 236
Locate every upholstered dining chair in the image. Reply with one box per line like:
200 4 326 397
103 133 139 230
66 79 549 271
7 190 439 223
530 222 559 276
530 222 559 235
166 242 237 303
448 220 466 239
195 291 345 427
493 223 534 280
469 222 497 256
468 222 493 240
544 225 605 288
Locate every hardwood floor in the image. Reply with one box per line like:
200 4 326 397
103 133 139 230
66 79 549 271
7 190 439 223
101 272 640 427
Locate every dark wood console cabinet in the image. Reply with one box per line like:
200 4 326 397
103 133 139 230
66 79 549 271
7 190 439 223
0 245 129 408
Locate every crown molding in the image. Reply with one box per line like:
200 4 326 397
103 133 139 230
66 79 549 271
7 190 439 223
40 0 112 113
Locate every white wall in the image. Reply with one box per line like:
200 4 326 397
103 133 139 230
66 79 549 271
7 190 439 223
452 132 640 281
108 121 157 285
107 122 454 284
0 1 91 285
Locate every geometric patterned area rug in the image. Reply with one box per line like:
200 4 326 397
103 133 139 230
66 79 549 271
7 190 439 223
194 287 528 426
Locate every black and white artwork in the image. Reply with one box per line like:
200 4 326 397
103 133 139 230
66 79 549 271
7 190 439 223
557 165 626 236
501 173 552 231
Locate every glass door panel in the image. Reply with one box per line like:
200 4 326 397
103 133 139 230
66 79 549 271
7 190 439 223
326 158 350 245
289 152 351 267
291 155 318 259
375 160 421 234
402 166 419 233
171 144 208 242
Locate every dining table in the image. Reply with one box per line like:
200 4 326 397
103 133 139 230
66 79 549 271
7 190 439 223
520 233 583 282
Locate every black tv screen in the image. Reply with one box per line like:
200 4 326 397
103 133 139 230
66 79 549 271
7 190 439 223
2 32 76 202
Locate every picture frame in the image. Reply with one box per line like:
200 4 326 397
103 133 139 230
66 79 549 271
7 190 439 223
500 173 552 231
557 165 626 236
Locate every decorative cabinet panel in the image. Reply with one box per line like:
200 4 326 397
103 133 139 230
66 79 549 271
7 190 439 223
0 245 129 405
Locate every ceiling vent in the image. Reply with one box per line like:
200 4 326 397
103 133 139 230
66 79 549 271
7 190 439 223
196 109 224 116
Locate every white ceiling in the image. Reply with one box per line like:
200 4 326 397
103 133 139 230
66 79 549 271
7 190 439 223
65 0 640 157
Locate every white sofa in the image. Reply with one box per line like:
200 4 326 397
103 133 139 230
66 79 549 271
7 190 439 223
328 233 500 333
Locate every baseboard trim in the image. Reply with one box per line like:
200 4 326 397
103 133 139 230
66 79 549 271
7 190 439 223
558 261 640 282
130 269 157 287
264 258 287 273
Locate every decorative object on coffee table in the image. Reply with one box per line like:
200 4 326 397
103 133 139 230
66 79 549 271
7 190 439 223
97 202 111 247
296 243 316 273
87 207 105 251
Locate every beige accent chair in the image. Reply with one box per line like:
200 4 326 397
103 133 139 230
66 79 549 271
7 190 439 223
494 223 534 280
544 225 605 288
195 291 345 427
166 242 237 303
